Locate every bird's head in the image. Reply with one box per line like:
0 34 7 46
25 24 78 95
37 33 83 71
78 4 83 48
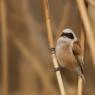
59 28 78 43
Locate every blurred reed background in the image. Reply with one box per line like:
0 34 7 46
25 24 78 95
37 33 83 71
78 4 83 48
0 0 95 95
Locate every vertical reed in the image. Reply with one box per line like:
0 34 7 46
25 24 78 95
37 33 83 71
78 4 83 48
1 0 8 95
77 29 85 95
76 0 95 66
43 0 66 95
76 0 95 93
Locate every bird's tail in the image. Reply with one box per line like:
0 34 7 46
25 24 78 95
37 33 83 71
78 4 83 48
79 73 85 82
75 67 85 83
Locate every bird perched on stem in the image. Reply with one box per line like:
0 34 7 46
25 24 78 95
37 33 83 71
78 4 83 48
55 28 85 81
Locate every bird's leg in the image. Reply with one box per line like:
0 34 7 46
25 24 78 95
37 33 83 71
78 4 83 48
54 65 64 72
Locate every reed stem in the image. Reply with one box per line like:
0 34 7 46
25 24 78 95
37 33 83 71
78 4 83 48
1 0 8 95
76 0 95 68
43 0 66 95
77 28 85 95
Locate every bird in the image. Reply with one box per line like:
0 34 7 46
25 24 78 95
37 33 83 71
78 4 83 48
55 28 85 81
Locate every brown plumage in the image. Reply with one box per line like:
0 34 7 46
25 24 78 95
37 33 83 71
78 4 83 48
56 43 78 70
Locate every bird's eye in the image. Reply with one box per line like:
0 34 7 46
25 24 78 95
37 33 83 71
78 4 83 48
66 33 74 39
60 33 74 39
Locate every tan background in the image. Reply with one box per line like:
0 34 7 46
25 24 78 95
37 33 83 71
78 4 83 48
0 0 95 95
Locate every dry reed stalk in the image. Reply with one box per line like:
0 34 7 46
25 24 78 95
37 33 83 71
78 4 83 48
1 0 8 95
88 0 95 31
78 77 83 95
76 0 95 67
77 29 85 95
43 0 66 95
13 37 59 95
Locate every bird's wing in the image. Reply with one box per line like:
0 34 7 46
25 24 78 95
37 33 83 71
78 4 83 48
72 41 81 55
72 41 85 81
75 56 85 81
72 41 84 74
77 55 84 74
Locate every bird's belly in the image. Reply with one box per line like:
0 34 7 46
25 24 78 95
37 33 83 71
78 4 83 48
61 55 77 70
56 48 77 70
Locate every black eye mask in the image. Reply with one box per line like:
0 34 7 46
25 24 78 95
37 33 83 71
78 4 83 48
60 32 74 39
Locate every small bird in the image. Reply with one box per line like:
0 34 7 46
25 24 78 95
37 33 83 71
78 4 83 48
55 28 85 81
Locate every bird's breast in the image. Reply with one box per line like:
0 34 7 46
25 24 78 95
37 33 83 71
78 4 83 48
56 44 77 70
